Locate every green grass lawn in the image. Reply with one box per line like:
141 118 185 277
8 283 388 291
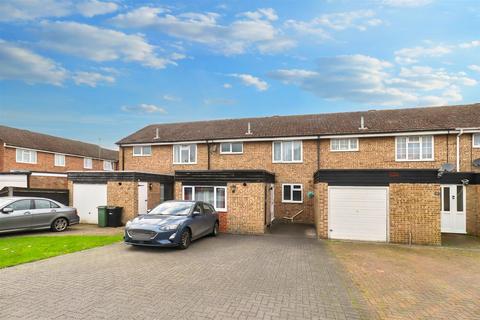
0 235 123 269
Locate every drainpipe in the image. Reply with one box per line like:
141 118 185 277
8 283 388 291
316 136 321 171
206 140 211 170
456 129 464 172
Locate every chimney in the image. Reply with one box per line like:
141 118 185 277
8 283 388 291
245 122 253 135
359 116 368 130
154 128 160 139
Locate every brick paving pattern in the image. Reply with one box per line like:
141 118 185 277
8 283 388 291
0 235 373 320
329 241 480 320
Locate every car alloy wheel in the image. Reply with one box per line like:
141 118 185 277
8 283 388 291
52 218 68 232
212 222 219 237
179 230 191 249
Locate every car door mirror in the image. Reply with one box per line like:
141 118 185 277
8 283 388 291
147 209 151 213
2 207 13 214
192 211 201 216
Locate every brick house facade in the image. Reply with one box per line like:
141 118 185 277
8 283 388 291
0 125 118 190
116 104 480 245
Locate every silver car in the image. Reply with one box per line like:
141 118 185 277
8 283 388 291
0 197 80 233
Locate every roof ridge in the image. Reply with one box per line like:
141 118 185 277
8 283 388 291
144 103 480 127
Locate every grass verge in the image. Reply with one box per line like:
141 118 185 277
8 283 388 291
0 235 122 269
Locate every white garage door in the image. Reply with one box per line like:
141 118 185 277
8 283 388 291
73 183 107 224
0 174 28 190
329 187 388 242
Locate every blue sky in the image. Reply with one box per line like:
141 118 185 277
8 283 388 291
1 0 480 149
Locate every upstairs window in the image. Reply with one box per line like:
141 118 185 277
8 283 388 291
173 144 197 164
331 138 359 152
103 160 114 171
473 133 480 148
54 154 65 167
282 184 303 203
220 142 243 154
133 146 151 156
84 157 93 169
396 136 434 161
273 141 302 163
16 148 37 164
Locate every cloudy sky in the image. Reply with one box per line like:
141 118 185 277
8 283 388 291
1 0 479 148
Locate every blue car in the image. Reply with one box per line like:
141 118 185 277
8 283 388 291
124 200 219 249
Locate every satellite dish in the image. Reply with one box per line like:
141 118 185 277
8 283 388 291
437 163 455 178
473 158 480 167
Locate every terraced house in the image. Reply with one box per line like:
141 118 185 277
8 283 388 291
0 125 118 190
112 103 480 245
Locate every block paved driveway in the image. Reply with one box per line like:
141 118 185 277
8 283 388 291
0 234 373 320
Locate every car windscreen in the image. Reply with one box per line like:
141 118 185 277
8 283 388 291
148 202 194 216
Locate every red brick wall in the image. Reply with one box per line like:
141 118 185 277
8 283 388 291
0 141 4 172
29 176 67 189
3 146 109 172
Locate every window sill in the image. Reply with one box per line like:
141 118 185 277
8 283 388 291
330 150 359 152
173 162 197 165
16 161 37 164
132 154 151 157
219 152 244 155
282 201 303 204
272 161 303 164
395 159 435 162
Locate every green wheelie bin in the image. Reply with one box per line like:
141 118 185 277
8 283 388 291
97 206 108 227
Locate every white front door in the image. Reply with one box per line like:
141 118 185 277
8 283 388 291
73 183 107 224
329 186 389 242
138 182 148 214
441 185 466 234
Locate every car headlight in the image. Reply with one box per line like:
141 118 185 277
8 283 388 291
159 224 180 231
125 220 132 227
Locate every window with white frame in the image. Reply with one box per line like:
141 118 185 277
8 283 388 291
220 142 243 154
273 141 302 163
396 136 434 161
133 146 151 156
16 148 37 164
103 160 114 171
473 133 480 148
84 157 93 169
182 186 227 211
331 138 359 151
54 154 65 167
173 144 197 164
282 184 303 203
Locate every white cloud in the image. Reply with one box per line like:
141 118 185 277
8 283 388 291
111 7 294 55
121 104 167 114
38 21 180 69
162 94 180 101
75 0 118 18
223 83 232 89
240 8 278 21
469 65 480 72
285 10 382 39
383 0 433 7
72 71 115 87
203 98 236 106
0 0 118 22
229 73 269 91
394 45 452 64
269 54 476 106
459 40 480 49
0 39 67 85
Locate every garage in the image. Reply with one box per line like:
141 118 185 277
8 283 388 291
0 173 28 190
73 183 107 224
328 186 388 242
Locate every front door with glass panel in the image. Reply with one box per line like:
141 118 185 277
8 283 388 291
441 185 466 234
